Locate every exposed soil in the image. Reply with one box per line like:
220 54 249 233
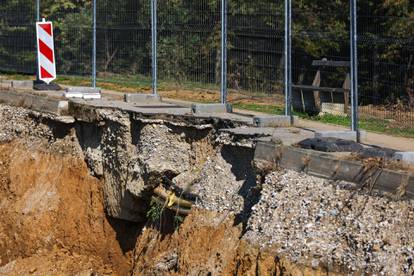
0 141 137 275
0 102 413 275
132 210 345 276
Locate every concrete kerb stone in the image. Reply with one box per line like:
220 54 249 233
253 115 297 127
254 141 414 199
0 80 13 89
124 93 161 104
315 130 367 142
191 103 232 114
393 152 414 166
0 90 68 115
64 91 83 99
11 80 33 89
66 86 102 93
65 86 102 100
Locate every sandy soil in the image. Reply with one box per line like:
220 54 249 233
0 141 137 275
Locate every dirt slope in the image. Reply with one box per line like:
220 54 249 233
0 141 135 275
132 210 345 276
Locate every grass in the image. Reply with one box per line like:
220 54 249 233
233 103 285 115
234 102 414 138
1 72 220 93
58 74 220 93
311 114 414 138
2 72 414 138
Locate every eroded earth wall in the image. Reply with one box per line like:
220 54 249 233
0 103 413 275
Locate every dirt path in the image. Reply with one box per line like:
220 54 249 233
296 119 414 151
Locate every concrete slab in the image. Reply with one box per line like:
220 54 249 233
65 86 102 100
83 93 102 100
0 90 68 115
191 103 232 114
0 80 12 89
253 115 297 127
393 152 414 166
124 93 161 103
221 127 313 146
64 91 83 98
315 130 366 141
11 80 33 89
54 116 76 124
66 86 101 94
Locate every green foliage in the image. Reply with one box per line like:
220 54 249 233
146 199 163 223
146 198 185 231
173 214 184 230
57 8 92 74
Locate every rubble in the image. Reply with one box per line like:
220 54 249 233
243 170 414 274
0 105 53 144
191 145 257 217
1 102 413 275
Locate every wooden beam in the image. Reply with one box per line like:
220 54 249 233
312 60 350 67
292 84 350 93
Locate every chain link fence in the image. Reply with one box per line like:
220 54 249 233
0 1 413 131
358 5 414 130
96 0 151 87
157 0 220 97
291 2 350 117
227 1 284 104
0 1 36 74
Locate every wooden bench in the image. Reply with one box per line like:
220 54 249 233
292 59 350 115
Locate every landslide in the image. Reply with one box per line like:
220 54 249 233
132 210 344 276
0 141 137 275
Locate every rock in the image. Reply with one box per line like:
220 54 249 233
243 170 414 274
298 137 363 152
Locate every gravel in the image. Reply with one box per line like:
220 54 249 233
243 169 414 275
191 151 246 214
0 104 81 156
0 104 53 144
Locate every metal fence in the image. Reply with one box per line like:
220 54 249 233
228 1 284 100
0 1 36 74
358 5 414 130
0 0 414 132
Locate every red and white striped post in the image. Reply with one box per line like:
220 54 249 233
36 19 56 84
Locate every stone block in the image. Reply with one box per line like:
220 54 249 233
321 103 346 116
191 103 232 114
11 80 33 89
253 115 297 127
66 86 101 94
315 130 366 141
393 152 414 166
124 93 161 103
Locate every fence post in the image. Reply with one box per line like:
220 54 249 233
36 0 40 21
35 0 40 81
220 0 228 104
284 0 292 117
92 0 97 88
350 0 359 140
151 0 158 95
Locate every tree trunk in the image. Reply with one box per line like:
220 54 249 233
404 54 414 109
